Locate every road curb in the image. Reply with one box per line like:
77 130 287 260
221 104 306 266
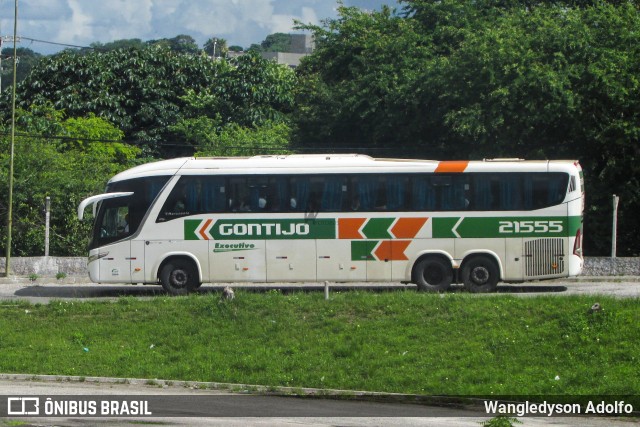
0 372 482 408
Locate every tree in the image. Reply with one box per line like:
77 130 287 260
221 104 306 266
2 45 297 158
169 52 297 155
294 5 432 155
175 51 297 128
61 114 139 168
148 34 200 54
259 33 293 52
171 118 292 157
0 47 42 91
1 45 228 154
88 39 146 52
0 105 137 256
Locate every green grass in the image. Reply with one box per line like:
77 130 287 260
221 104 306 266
0 291 638 400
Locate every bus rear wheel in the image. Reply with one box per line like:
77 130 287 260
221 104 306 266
462 256 499 293
413 256 453 292
160 259 200 295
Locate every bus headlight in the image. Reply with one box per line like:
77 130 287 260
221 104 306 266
88 252 109 263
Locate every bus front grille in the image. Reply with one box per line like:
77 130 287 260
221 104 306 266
524 238 565 277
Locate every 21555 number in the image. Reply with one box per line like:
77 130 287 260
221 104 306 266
498 220 563 234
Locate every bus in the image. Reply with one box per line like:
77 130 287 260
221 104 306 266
77 155 584 295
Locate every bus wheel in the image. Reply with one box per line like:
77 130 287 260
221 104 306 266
462 256 499 293
413 257 453 292
160 259 199 295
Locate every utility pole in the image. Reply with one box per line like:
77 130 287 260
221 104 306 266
5 0 18 277
1 11 3 94
611 194 620 258
44 196 50 257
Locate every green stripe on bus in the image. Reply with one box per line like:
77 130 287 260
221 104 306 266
184 220 200 240
186 215 581 241
351 241 377 261
361 218 395 239
432 216 580 238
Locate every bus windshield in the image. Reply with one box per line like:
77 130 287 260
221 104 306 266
89 176 170 249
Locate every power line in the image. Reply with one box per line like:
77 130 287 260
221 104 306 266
19 37 98 51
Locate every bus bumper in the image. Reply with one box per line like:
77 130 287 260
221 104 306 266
568 254 583 277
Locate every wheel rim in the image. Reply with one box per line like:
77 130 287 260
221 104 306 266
471 266 489 285
170 269 188 288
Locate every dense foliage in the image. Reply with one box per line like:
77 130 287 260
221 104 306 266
4 46 223 152
0 106 140 256
0 47 42 91
0 47 295 157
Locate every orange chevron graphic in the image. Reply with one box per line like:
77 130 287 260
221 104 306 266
199 218 213 240
391 218 428 238
338 218 366 239
374 240 411 261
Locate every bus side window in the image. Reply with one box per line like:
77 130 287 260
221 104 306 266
290 177 310 212
157 176 212 220
202 177 226 213
548 174 568 205
228 177 256 212
159 179 193 220
268 177 288 211
472 175 494 210
353 176 377 211
412 175 437 211
320 176 346 211
523 173 569 210
386 176 406 211
439 175 466 211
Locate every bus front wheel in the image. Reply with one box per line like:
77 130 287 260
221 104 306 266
413 256 453 292
462 256 499 293
160 259 200 295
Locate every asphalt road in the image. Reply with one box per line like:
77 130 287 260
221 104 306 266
0 276 638 304
0 378 636 427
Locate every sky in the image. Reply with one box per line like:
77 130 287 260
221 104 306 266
0 0 400 55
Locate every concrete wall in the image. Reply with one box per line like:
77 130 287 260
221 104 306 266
0 257 87 276
582 257 640 276
1 256 638 277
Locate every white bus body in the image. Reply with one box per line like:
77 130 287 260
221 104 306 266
78 155 584 294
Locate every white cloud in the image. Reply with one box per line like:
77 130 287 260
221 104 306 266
55 0 153 45
55 0 94 45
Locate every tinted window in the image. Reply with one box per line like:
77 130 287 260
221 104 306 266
153 172 569 221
